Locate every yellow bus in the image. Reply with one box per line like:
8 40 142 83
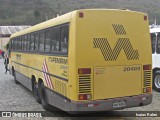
8 9 152 113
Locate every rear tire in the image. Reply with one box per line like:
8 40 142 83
153 71 160 92
40 82 50 110
13 70 20 84
33 81 41 103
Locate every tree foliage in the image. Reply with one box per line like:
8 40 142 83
0 0 159 25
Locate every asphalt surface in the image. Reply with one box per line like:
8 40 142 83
0 59 159 119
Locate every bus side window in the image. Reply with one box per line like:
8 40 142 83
30 33 35 51
60 25 69 53
13 38 16 51
17 37 20 51
35 32 39 51
20 36 22 51
24 35 28 51
15 38 18 51
27 34 31 51
45 30 51 52
13 38 15 51
22 36 25 51
51 27 60 52
39 31 45 52
157 33 160 54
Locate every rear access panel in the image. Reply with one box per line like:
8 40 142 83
93 65 142 100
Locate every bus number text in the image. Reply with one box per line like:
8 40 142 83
123 66 140 72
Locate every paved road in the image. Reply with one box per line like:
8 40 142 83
0 59 159 119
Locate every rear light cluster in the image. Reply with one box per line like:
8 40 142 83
143 64 152 93
144 15 147 21
78 68 91 74
143 87 151 93
79 94 92 100
79 12 84 18
78 68 92 100
143 65 151 70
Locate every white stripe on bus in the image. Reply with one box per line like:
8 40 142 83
42 65 50 88
44 60 53 89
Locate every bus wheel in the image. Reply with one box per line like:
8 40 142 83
40 82 50 110
153 72 160 92
13 71 20 84
33 81 41 103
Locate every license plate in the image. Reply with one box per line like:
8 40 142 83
113 101 126 108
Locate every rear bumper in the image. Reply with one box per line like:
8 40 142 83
70 94 152 112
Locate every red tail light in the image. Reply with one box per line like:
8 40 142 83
78 68 91 74
144 15 147 21
143 65 151 70
79 12 84 18
79 94 92 100
146 87 151 92
143 87 151 93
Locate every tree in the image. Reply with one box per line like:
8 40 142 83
34 10 40 18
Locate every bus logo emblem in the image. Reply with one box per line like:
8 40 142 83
93 24 139 61
93 38 139 61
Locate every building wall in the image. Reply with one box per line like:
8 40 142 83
0 37 10 50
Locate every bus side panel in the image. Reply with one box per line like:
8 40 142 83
11 52 32 91
45 88 71 111
14 70 32 91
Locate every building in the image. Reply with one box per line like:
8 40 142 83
0 26 30 50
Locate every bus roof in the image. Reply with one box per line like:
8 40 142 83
10 9 146 39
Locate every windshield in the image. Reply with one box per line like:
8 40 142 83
157 33 160 54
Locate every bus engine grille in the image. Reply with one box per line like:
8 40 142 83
143 71 151 88
55 80 67 97
79 75 91 94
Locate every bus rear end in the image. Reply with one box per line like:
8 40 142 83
69 9 152 112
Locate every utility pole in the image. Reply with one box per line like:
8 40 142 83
155 17 157 25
